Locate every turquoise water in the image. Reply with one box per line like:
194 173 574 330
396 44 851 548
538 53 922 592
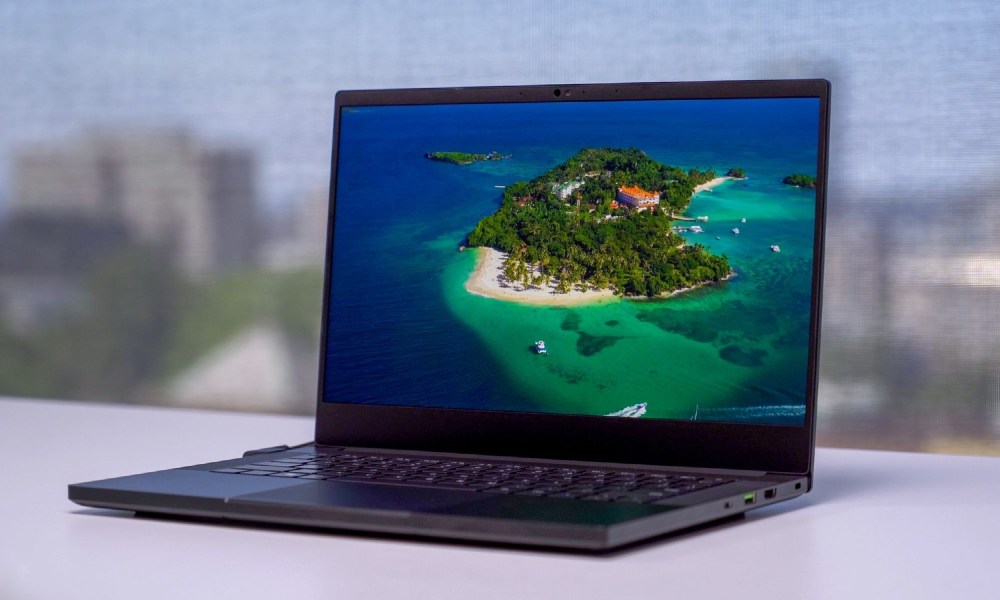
326 99 820 425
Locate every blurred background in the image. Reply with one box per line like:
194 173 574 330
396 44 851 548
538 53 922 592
0 1 998 454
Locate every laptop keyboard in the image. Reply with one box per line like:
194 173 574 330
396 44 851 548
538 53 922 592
212 452 736 505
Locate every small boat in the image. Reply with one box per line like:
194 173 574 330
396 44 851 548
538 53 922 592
741 217 747 223
534 340 547 354
770 245 781 253
689 225 703 233
715 236 721 240
732 227 740 235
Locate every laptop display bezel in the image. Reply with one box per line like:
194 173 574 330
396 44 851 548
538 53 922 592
315 80 830 476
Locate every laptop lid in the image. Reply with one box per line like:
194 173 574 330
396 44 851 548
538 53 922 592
316 80 830 476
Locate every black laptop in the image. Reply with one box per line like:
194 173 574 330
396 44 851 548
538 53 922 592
70 79 830 550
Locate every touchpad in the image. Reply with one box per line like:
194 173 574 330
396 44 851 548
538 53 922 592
235 481 477 513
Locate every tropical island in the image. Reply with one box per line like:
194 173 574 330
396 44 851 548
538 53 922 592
426 150 511 165
726 167 747 178
782 173 816 188
465 147 735 302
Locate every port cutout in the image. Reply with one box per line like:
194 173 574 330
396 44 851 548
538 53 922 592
795 483 802 490
743 492 756 505
764 488 777 500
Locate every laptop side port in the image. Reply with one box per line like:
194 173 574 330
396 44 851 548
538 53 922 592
764 488 777 500
743 492 756 505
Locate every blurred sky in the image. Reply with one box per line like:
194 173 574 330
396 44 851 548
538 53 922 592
1 0 998 211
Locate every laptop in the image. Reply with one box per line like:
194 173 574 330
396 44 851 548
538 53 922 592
70 79 831 550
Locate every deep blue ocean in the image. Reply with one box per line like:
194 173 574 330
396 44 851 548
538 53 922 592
325 98 820 425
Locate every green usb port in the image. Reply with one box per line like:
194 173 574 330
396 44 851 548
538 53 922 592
743 492 756 505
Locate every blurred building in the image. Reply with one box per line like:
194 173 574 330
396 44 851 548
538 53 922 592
10 129 259 278
819 194 1000 446
0 212 132 332
260 187 329 270
824 197 1000 363
165 322 317 414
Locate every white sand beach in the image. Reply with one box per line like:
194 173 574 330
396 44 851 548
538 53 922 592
464 247 618 306
692 176 735 194
465 176 736 305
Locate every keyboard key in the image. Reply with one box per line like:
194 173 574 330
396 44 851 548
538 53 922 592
241 465 290 472
581 493 618 502
483 485 526 494
547 491 587 499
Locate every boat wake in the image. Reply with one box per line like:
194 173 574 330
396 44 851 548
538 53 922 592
606 402 647 418
691 404 805 421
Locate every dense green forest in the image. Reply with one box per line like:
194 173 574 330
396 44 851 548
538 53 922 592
782 173 816 188
466 147 732 297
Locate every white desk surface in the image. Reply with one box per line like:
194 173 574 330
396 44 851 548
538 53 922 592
2 396 998 600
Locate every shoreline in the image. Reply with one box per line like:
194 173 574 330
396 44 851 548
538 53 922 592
464 248 619 306
662 270 735 298
464 247 733 306
692 175 735 195
463 175 737 307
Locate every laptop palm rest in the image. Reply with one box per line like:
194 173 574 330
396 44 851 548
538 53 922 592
235 481 477 513
233 481 674 525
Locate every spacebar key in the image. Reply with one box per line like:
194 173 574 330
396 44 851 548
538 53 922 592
325 475 476 491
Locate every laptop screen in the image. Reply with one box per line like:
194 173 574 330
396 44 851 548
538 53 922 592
324 92 822 426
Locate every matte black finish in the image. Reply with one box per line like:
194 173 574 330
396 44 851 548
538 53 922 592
70 447 806 549
69 80 829 550
317 79 831 479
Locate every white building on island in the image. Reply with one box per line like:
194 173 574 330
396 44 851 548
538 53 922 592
553 180 584 200
616 185 660 211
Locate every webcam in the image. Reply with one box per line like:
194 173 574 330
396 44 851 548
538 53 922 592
553 88 562 97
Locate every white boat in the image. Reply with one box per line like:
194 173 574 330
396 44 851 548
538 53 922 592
732 227 740 235
741 217 747 223
689 225 703 233
770 245 781 253
534 340 547 354
606 403 648 418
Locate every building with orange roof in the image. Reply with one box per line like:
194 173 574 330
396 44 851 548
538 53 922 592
616 185 660 211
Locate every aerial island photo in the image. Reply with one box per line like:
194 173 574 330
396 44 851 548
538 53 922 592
462 147 737 306
325 98 821 425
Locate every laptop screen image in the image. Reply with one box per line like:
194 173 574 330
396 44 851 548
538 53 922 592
323 95 822 427
67 82 828 552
